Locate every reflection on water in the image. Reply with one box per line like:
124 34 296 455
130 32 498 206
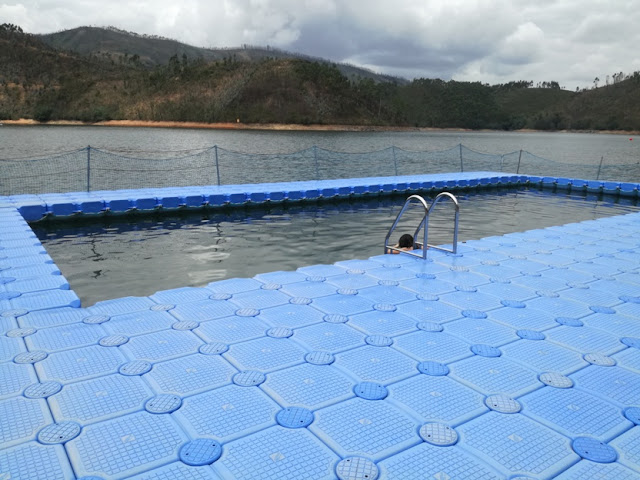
33 187 640 307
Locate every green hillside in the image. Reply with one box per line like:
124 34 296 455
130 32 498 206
2 23 640 131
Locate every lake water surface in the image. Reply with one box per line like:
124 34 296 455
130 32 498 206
1 125 638 167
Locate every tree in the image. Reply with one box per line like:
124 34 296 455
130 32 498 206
593 77 600 89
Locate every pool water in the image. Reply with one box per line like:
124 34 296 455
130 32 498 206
33 187 640 306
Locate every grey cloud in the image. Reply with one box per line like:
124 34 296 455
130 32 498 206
1 0 639 89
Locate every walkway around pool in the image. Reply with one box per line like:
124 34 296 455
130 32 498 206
1 172 640 479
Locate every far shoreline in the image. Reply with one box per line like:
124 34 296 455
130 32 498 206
1 118 638 136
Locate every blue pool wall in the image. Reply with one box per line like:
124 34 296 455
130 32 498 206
2 171 638 223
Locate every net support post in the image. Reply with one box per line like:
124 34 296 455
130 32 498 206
86 145 91 192
214 145 221 186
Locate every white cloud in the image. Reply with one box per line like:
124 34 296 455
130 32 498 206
1 0 639 89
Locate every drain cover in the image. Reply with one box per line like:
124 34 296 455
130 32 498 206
24 381 62 399
145 394 182 414
200 342 229 355
419 423 458 446
179 438 222 466
37 422 81 444
305 351 335 365
485 394 521 413
417 322 443 332
99 335 129 347
336 457 379 480
276 407 314 428
233 371 266 387
584 353 616 366
83 315 110 324
572 437 617 463
539 372 573 388
119 360 152 376
324 314 348 323
418 361 449 376
354 382 387 400
365 335 392 347
150 303 175 311
471 344 501 357
14 351 47 364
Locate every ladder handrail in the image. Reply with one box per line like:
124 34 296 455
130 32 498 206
385 192 460 259
415 192 460 255
384 195 429 259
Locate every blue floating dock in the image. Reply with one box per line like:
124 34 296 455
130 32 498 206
1 172 640 479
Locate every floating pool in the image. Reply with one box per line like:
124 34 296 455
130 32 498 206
1 172 640 479
33 187 640 306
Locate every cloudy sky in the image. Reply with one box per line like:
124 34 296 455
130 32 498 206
2 0 639 90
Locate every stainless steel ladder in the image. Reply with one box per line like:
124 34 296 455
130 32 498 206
384 192 460 259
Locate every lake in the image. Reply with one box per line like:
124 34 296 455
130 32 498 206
1 125 638 166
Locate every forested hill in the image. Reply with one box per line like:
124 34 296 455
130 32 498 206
2 23 640 131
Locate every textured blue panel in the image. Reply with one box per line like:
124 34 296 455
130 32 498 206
122 330 202 362
0 442 75 480
311 293 375 316
486 305 557 330
25 323 107 351
325 272 380 290
89 296 156 315
175 384 279 442
66 411 188 478
611 426 640 472
546 325 625 355
583 312 640 338
0 335 24 362
449 355 541 396
228 288 291 310
298 264 347 277
36 344 127 383
0 396 51 447
207 277 263 294
388 374 487 424
439 289 503 312
195 314 269 344
0 362 38 399
521 386 632 440
348 310 417 336
356 284 417 304
213 426 339 480
225 337 305 372
310 397 420 461
254 270 308 285
11 275 69 293
150 287 212 305
379 442 503 480
393 330 472 363
572 365 640 405
145 353 236 395
501 339 588 374
476 281 538 301
364 265 417 282
103 310 176 336
458 411 579 477
279 280 336 298
18 307 85 329
263 363 354 409
395 297 462 323
125 461 221 480
614 348 640 373
11 289 80 311
444 318 518 345
294 322 365 352
257 303 325 328
554 460 640 480
49 374 152 424
334 345 416 383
